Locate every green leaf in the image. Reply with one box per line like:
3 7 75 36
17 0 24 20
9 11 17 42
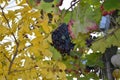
62 10 71 23
73 33 88 48
49 45 62 60
28 0 60 13
92 29 120 53
103 0 120 11
71 1 101 34
66 76 73 80
85 52 103 67
27 0 36 7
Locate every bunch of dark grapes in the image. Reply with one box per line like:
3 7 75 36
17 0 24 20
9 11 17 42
52 23 74 55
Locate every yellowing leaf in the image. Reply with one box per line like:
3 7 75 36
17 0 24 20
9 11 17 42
46 34 52 43
41 69 48 77
24 57 33 68
0 75 6 80
18 40 26 51
32 29 43 38
56 62 66 70
43 49 52 57
46 71 54 79
6 11 16 20
40 20 51 33
11 22 17 33
0 25 10 35
0 36 4 41
31 11 41 19
17 0 27 6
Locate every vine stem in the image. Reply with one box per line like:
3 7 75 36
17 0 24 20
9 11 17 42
92 27 120 43
0 6 19 75
66 0 80 12
61 0 80 19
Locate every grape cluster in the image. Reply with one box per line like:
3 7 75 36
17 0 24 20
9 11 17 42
52 23 74 55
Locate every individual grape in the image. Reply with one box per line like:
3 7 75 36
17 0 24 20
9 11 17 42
52 23 74 55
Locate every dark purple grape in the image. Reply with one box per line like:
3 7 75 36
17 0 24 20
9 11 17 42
52 23 74 55
85 35 93 47
85 35 98 47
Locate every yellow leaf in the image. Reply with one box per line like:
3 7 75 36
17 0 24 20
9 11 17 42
33 50 40 56
18 40 26 51
11 22 17 33
17 0 27 6
58 71 67 79
41 69 48 77
32 29 43 38
3 42 11 46
0 35 4 41
31 37 42 45
41 40 49 49
56 62 66 70
46 71 54 79
24 57 33 68
6 11 16 20
0 63 3 74
0 25 10 35
31 11 41 19
40 20 51 33
43 49 52 57
0 75 6 80
52 14 59 24
46 34 52 43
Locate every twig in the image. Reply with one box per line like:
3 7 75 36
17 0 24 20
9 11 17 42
10 66 55 74
62 0 80 18
0 6 18 44
8 44 19 74
0 6 19 75
10 66 35 74
66 0 80 12
93 27 120 43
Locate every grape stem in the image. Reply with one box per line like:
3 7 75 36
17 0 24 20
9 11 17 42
93 27 120 43
62 0 80 19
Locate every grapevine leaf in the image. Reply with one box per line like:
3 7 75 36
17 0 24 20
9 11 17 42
85 52 103 67
27 0 60 13
73 33 88 49
92 29 120 53
49 45 62 60
103 0 120 11
62 10 71 23
72 2 101 34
